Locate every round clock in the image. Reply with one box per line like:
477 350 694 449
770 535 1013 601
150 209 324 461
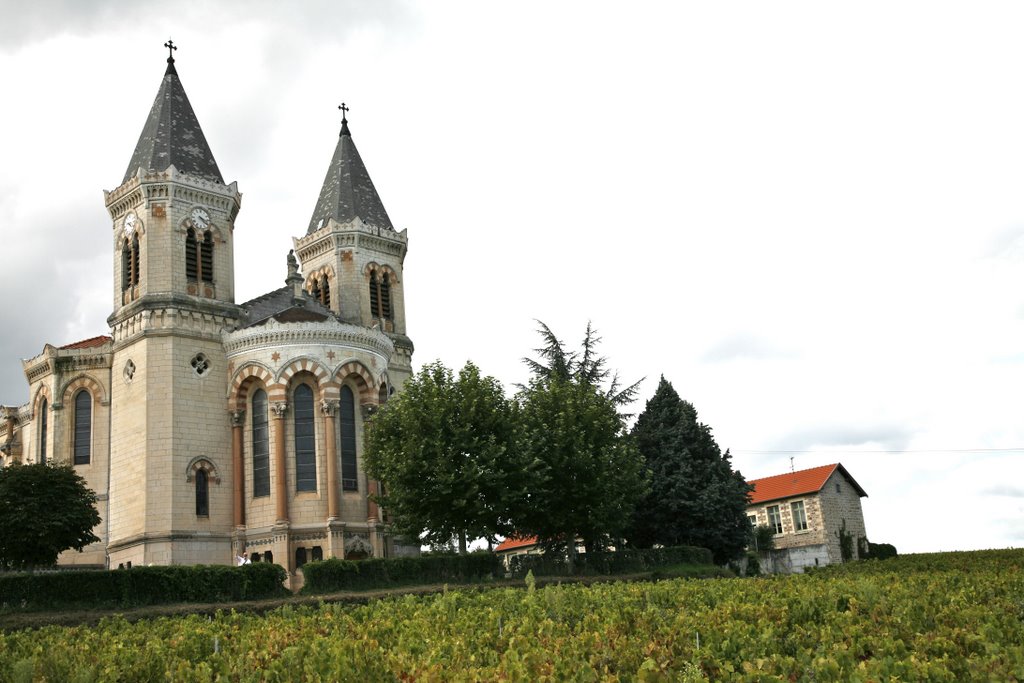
191 208 210 229
123 212 137 236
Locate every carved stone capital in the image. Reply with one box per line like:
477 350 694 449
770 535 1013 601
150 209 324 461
360 403 379 419
271 401 288 419
320 399 339 417
230 409 245 427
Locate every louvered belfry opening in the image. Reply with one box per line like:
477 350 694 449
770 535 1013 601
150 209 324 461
321 277 331 307
121 236 140 292
369 269 380 317
186 228 214 283
368 269 393 320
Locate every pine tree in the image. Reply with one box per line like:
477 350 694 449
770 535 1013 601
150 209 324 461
626 377 752 563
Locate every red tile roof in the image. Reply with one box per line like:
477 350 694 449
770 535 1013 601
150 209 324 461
748 463 867 505
494 536 538 553
60 335 112 350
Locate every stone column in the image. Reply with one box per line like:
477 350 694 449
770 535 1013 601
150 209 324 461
271 401 289 524
230 410 245 528
367 479 380 523
321 399 340 520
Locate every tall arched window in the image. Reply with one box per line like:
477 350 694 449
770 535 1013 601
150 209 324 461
38 398 48 464
293 384 317 492
121 235 140 291
340 385 358 491
73 390 92 465
195 469 209 516
368 269 393 320
251 389 270 497
186 229 214 283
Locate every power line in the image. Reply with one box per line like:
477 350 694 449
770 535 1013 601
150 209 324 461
732 447 1024 455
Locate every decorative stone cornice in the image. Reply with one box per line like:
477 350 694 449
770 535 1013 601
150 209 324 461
223 317 394 361
104 165 241 220
294 216 407 264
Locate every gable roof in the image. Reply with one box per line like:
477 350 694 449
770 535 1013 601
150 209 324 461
306 120 393 234
238 286 334 328
60 335 112 350
122 58 224 185
748 463 867 505
494 536 539 553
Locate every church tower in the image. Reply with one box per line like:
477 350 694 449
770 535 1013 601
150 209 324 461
103 43 241 567
294 106 414 391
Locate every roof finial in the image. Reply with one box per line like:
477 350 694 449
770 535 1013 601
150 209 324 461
164 39 177 64
338 102 350 137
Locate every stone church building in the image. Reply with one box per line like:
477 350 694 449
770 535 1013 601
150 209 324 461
0 47 416 582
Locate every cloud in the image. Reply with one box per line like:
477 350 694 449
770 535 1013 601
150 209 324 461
701 333 798 363
981 485 1024 498
771 424 914 453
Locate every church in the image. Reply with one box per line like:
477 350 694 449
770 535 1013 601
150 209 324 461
0 44 416 582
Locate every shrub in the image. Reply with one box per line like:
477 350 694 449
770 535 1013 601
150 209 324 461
745 551 761 577
507 545 713 578
0 563 287 612
302 553 503 594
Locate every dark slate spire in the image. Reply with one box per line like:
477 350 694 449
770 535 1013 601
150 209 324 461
121 42 224 185
306 105 393 234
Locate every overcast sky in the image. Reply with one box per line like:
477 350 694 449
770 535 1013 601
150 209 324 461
1 1 1022 554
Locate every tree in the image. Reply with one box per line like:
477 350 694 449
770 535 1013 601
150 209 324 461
364 361 525 553
625 377 752 564
515 322 648 559
0 463 101 570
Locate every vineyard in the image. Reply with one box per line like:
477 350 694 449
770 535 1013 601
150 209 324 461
1 549 1022 681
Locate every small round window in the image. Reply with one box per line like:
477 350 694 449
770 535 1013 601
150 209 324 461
123 359 136 384
191 353 211 377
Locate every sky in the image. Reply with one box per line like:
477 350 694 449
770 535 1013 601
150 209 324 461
1 1 1022 554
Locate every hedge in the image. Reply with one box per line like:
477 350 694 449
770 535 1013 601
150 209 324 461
302 553 503 594
0 563 287 612
507 545 714 578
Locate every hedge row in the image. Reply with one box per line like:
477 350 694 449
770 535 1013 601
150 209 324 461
0 563 287 611
508 545 714 577
302 553 503 594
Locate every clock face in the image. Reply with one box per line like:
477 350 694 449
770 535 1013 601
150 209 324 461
191 208 210 229
123 212 137 236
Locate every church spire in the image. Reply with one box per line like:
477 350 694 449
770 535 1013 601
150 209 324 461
306 104 393 234
121 41 224 185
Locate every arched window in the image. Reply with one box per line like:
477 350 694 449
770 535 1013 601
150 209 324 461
121 235 140 291
295 547 307 568
264 550 273 564
38 398 48 464
185 228 198 280
186 229 214 283
73 390 92 465
311 546 323 562
251 389 270 498
293 384 317 492
378 383 388 405
195 469 209 516
369 269 393 320
340 385 357 491
310 279 322 302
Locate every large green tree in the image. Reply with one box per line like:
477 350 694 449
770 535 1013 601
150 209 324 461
364 361 525 553
0 463 101 570
626 377 752 563
515 322 648 558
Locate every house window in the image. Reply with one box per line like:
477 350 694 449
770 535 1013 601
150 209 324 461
72 390 92 465
251 389 270 497
195 469 209 517
38 398 48 464
791 500 808 531
747 514 757 527
293 384 317 492
766 505 783 534
835 483 841 494
186 228 214 283
340 385 358 491
368 269 393 320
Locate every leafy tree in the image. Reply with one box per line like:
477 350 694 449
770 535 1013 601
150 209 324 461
515 322 648 559
365 361 525 554
626 377 752 563
0 463 101 570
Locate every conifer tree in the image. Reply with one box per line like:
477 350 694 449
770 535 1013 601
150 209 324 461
626 377 752 563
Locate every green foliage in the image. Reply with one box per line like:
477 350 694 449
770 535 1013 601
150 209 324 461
516 376 648 556
626 377 753 564
2 549 1022 680
508 544 714 577
858 538 898 561
0 563 287 611
0 463 101 570
301 553 502 593
364 361 526 552
749 524 775 553
837 520 855 562
744 551 762 577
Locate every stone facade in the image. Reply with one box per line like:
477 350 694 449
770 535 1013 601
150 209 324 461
747 464 868 574
0 52 416 586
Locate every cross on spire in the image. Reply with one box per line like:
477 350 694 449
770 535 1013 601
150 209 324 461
164 39 177 64
338 102 351 136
